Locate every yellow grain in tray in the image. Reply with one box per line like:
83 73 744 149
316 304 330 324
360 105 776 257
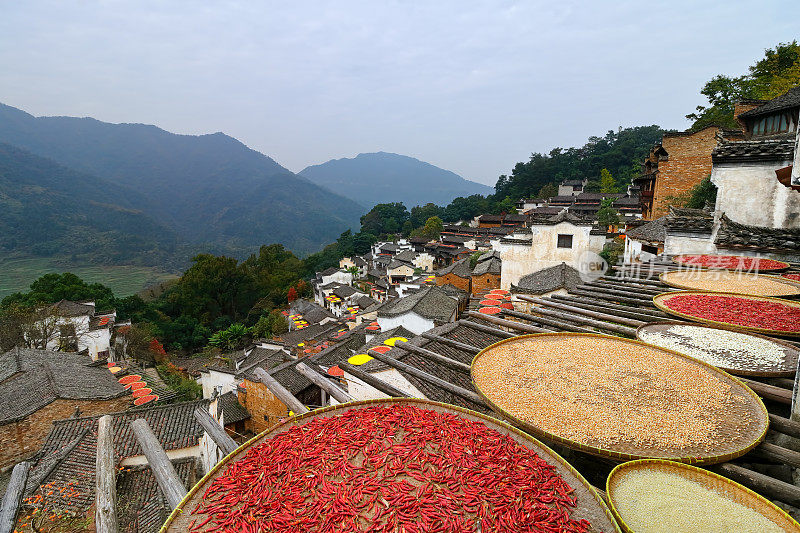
472 335 753 451
612 469 785 533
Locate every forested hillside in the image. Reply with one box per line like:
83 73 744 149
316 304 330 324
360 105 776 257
0 103 364 255
0 143 177 265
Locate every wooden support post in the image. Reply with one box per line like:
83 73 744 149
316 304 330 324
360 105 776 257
457 319 516 339
0 462 30 533
751 441 800 469
252 367 309 415
466 311 552 334
129 419 187 511
194 407 238 456
549 295 666 321
503 309 595 334
296 362 355 404
769 413 800 440
570 288 657 308
338 362 410 398
586 281 664 295
519 296 646 328
512 304 638 337
713 463 800 507
393 340 471 373
95 416 118 533
575 284 655 302
366 349 486 406
739 377 792 405
420 332 481 354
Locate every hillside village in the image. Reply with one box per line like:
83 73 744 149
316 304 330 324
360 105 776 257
1 86 800 531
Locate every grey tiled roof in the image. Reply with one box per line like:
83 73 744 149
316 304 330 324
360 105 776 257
627 216 667 242
217 391 250 424
356 295 378 309
738 87 800 118
51 300 95 317
394 250 417 262
346 326 418 373
377 286 458 322
715 214 800 251
116 458 197 533
333 285 359 298
472 256 501 276
279 322 341 346
436 257 472 278
512 263 583 294
319 267 340 277
26 400 206 517
665 206 714 235
529 209 592 226
0 349 128 424
712 135 795 163
237 347 288 373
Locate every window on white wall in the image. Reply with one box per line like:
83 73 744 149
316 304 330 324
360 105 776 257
557 234 573 248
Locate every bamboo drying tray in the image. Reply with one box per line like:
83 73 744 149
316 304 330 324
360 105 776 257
636 321 800 377
161 398 620 533
672 254 790 272
606 459 800 533
470 333 769 464
653 291 800 338
660 270 800 298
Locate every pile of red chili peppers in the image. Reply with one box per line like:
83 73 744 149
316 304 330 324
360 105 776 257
676 254 786 271
664 294 800 332
191 405 592 532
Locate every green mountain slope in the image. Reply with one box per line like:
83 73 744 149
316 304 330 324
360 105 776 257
0 103 363 255
300 152 493 209
0 143 177 265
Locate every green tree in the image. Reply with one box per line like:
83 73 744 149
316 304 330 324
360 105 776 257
687 41 800 130
596 198 620 228
685 176 717 209
208 323 251 351
537 183 558 199
599 168 619 193
415 216 444 240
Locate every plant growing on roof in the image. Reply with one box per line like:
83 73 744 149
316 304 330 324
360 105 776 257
208 323 252 351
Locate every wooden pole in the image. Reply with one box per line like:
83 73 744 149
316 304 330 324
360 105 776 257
575 284 655 302
713 463 800 507
549 295 666 321
129 419 187 510
751 441 800 469
739 377 792 405
466 311 552 334
94 416 118 533
252 367 309 415
519 296 646 328
570 288 657 307
457 319 516 339
511 305 638 337
193 407 238 456
502 309 595 334
295 362 355 404
366 349 485 406
393 340 471 373
338 362 410 398
420 332 481 354
0 462 30 533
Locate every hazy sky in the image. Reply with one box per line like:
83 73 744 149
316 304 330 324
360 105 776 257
1 1 798 186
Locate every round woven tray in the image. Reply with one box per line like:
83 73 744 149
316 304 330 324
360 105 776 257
653 291 800 338
672 254 790 272
471 333 769 464
161 398 620 533
606 459 800 533
660 270 800 298
636 321 800 377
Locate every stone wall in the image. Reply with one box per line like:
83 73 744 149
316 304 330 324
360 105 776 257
0 396 131 470
651 127 719 219
240 380 288 435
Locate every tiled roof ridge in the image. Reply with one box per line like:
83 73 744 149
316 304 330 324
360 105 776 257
49 398 209 426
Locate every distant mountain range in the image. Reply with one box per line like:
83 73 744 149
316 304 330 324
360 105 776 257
0 103 365 259
300 152 493 210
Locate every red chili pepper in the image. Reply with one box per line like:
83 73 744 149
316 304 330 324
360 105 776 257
664 293 800 332
190 405 593 532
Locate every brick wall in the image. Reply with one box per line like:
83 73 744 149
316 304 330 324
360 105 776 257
471 273 500 295
436 274 470 293
651 127 719 218
0 396 131 470
734 101 765 133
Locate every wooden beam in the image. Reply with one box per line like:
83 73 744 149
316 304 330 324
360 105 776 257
503 309 596 334
739 377 792 405
296 362 355 404
393 340 471 373
519 296 646 328
466 311 552 334
338 362 410 398
129 419 187 511
713 463 800 507
0 461 30 533
521 305 638 337
769 413 800 439
751 441 800 469
575 284 655 302
193 407 238 456
94 416 118 533
366 348 486 406
457 319 516 339
570 288 658 308
550 295 667 321
586 281 664 295
421 332 481 354
252 367 310 415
